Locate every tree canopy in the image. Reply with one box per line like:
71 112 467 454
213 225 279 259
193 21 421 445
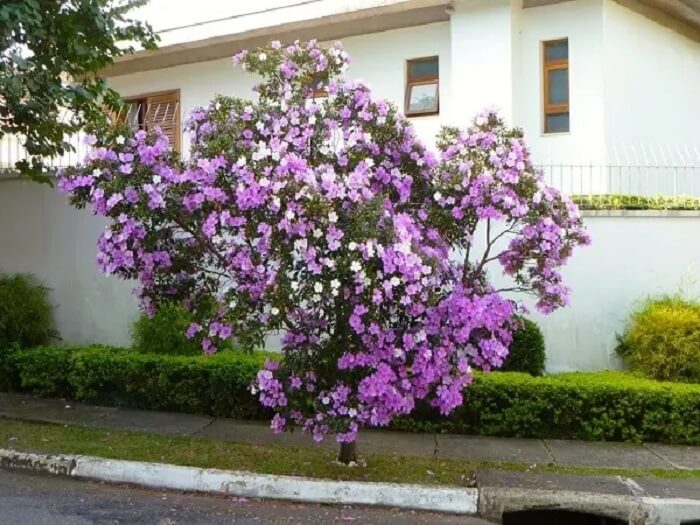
0 0 157 182
59 40 590 459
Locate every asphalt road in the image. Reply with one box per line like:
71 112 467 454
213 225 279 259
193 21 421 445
0 469 492 524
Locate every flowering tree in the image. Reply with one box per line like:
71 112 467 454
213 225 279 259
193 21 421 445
60 40 589 463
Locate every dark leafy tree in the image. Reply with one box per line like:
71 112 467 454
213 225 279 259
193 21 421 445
0 0 157 182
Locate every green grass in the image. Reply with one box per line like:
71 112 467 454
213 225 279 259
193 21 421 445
1 419 698 485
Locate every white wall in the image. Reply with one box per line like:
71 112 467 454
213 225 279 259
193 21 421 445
513 0 607 165
108 22 452 152
533 213 700 372
603 0 700 160
0 180 139 347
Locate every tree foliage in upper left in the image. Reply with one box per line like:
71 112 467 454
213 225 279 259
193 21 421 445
0 0 157 183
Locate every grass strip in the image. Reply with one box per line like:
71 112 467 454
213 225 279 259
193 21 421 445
1 419 699 485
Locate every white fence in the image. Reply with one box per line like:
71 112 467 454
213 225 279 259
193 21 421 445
2 131 700 200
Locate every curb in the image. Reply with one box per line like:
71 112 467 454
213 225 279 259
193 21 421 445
2 448 699 523
0 448 477 515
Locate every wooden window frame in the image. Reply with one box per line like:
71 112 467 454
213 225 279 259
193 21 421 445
123 89 181 152
542 39 569 134
405 56 439 117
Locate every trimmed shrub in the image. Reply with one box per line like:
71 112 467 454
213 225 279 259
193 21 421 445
131 303 203 355
0 274 56 349
1 346 698 445
501 317 546 376
616 296 700 383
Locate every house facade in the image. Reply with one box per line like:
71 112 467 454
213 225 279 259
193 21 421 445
1 0 699 371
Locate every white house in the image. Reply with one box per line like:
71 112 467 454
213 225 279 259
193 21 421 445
1 0 699 371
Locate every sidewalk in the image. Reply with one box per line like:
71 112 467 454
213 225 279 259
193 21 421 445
1 392 699 500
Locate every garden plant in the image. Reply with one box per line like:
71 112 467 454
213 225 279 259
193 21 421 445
59 40 590 463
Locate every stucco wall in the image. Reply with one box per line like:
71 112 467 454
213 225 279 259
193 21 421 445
603 0 700 160
1 178 697 370
532 213 700 372
0 180 138 347
108 22 451 152
514 0 607 164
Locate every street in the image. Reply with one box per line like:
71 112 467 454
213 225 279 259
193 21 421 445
0 470 491 524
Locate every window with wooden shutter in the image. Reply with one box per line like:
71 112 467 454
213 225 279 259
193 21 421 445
121 89 181 152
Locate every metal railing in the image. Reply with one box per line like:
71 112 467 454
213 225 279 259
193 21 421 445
2 130 700 205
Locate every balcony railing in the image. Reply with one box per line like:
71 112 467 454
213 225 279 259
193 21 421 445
3 133 700 204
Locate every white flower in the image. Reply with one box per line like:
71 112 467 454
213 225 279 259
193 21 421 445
259 177 270 187
271 307 280 315
312 294 321 302
350 261 362 273
321 396 330 405
285 210 295 220
331 289 339 297
259 52 267 61
314 282 323 293
328 211 338 223
390 276 401 287
152 175 161 184
237 156 247 167
92 168 101 178
433 191 442 202
291 281 299 291
115 136 126 145
272 196 281 208
214 102 221 110
348 241 357 251
365 158 374 168
348 408 357 418
330 279 340 289
313 228 323 239
393 347 404 358
308 115 316 125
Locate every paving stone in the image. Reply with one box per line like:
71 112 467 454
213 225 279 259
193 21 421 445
645 443 700 469
544 439 672 470
475 468 630 496
436 434 552 465
633 477 700 499
0 394 116 424
85 408 213 436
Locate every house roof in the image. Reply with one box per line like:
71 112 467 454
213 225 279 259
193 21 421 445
104 0 700 77
104 0 451 77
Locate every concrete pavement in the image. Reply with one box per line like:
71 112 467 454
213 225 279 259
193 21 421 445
2 392 699 472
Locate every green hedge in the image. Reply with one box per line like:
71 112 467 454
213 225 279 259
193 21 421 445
7 345 273 420
572 194 700 211
1 346 699 445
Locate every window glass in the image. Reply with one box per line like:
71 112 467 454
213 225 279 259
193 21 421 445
547 68 569 105
407 83 438 113
545 112 569 133
545 40 568 61
408 58 438 80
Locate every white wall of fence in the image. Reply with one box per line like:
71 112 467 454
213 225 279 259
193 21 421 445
1 179 698 371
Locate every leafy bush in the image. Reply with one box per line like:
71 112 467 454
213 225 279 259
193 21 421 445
501 317 546 376
1 346 698 445
0 274 56 349
132 303 204 356
616 296 700 383
572 194 700 211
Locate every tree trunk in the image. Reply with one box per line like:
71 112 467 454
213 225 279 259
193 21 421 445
337 441 357 464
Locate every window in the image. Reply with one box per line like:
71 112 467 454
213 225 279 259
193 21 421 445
542 39 569 133
120 89 181 152
405 57 439 116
